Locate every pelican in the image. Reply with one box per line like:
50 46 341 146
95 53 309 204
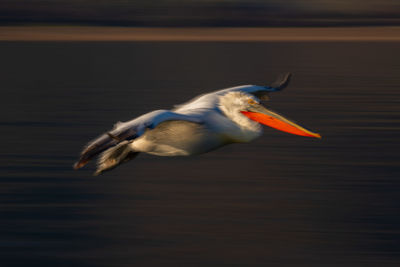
74 73 320 175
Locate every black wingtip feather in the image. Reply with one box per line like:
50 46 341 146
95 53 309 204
270 72 292 91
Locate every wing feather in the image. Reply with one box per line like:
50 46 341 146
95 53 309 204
74 110 202 169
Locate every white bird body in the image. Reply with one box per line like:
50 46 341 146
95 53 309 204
74 73 320 175
118 88 263 156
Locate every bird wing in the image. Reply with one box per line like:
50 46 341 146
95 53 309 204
74 109 203 169
174 72 292 113
223 72 292 100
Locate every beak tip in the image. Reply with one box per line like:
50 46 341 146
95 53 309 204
314 133 322 139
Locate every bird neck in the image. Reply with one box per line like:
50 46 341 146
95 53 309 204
219 96 262 142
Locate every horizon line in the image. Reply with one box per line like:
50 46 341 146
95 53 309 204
1 26 400 42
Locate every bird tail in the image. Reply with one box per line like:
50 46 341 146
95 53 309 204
74 124 138 170
73 132 119 170
94 141 140 176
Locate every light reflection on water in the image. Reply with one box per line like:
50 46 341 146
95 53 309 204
0 42 399 267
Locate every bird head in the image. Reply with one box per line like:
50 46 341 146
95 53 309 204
219 92 321 138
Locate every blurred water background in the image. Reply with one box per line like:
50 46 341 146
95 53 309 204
0 41 399 266
1 0 400 26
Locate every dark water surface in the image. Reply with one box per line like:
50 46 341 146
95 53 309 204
0 42 399 266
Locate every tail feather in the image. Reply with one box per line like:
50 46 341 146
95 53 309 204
74 133 116 170
94 141 139 176
73 126 137 170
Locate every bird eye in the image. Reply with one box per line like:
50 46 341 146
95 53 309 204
247 99 257 105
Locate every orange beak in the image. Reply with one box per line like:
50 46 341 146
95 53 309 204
241 105 321 138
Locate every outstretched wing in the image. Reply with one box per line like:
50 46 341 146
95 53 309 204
74 110 202 169
267 72 292 91
174 73 292 113
239 72 292 100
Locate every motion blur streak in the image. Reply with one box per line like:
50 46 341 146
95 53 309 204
0 42 399 266
0 0 399 26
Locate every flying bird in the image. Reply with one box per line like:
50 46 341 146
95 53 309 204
74 73 320 175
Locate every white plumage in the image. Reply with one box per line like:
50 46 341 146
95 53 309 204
74 73 320 175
